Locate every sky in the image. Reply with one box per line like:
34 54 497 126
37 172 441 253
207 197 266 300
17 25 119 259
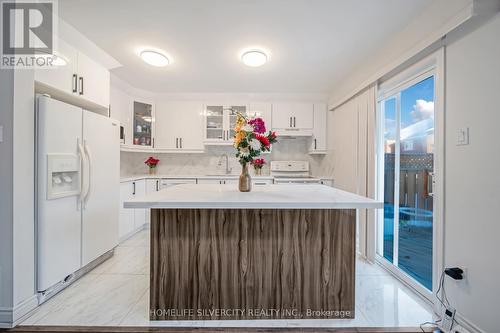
384 75 435 139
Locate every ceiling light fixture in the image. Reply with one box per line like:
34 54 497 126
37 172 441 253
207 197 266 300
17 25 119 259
241 50 268 67
140 50 170 67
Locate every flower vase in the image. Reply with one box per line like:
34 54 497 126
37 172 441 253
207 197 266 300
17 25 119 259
254 168 262 176
239 164 252 192
149 167 156 175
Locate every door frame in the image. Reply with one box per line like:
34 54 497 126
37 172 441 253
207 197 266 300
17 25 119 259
374 48 445 305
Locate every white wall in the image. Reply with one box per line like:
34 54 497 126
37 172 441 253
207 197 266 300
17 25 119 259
120 136 326 177
328 0 473 108
444 12 500 333
0 68 14 324
12 70 36 313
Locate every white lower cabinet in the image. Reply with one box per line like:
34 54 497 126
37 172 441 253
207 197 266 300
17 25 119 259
252 179 273 186
197 178 272 185
119 179 146 241
145 179 161 223
197 178 237 185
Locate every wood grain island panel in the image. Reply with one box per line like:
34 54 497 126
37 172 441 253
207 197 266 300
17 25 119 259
150 208 356 320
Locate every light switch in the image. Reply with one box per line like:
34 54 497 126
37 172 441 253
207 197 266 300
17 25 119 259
456 127 469 146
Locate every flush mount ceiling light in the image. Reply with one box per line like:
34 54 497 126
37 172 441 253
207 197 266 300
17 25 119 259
140 50 170 67
241 50 268 67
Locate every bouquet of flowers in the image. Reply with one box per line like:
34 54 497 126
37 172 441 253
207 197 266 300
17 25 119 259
144 156 160 175
233 114 277 166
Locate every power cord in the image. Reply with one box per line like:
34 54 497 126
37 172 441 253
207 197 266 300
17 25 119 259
420 269 452 332
420 319 441 332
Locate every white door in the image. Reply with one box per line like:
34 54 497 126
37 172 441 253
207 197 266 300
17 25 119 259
310 103 327 152
110 86 133 147
178 102 204 150
119 182 135 239
248 103 272 130
291 103 314 129
81 111 120 266
377 71 438 295
272 103 293 129
153 101 177 150
37 96 83 291
77 52 110 107
35 38 78 95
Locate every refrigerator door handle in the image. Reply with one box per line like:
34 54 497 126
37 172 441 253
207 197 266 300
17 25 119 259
77 140 86 209
83 142 93 207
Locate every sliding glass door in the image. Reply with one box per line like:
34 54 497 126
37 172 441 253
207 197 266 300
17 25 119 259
378 73 435 292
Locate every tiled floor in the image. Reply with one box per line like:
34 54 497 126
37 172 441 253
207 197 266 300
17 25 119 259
20 228 435 327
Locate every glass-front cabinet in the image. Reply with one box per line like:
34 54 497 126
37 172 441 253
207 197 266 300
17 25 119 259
204 105 247 144
133 101 153 147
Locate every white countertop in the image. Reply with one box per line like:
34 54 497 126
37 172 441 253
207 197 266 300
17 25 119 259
124 184 382 209
120 174 333 183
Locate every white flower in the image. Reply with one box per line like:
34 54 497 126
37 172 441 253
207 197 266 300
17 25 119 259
239 147 250 157
249 139 261 151
241 124 254 132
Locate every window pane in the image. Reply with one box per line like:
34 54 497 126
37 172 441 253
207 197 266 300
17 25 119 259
398 76 434 290
383 98 396 263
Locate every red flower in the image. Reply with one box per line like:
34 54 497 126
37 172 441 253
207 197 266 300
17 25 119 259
252 158 266 166
145 156 159 167
256 134 270 148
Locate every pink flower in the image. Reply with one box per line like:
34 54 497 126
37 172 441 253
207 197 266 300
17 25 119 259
248 117 266 134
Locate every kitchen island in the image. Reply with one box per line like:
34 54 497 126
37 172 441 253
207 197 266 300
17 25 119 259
124 184 382 321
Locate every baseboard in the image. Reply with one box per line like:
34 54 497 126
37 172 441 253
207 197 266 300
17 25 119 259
12 295 38 326
0 306 13 328
454 311 485 333
0 294 38 328
118 224 148 244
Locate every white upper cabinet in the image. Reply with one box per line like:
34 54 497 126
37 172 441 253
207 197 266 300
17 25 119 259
204 105 246 145
34 38 110 108
110 86 132 146
132 99 154 148
35 38 78 94
272 103 313 136
309 103 327 154
248 103 272 132
155 101 204 151
76 51 110 108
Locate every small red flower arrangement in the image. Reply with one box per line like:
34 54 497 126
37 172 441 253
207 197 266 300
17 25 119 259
145 156 160 175
252 158 266 175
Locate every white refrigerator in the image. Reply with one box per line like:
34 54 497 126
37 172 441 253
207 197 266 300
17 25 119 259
37 95 120 292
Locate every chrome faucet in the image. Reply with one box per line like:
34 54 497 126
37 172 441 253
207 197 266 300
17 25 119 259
218 154 232 175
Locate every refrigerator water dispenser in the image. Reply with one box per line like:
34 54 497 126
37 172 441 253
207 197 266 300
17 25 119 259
47 154 81 199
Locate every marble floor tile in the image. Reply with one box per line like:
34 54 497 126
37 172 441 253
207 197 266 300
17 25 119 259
21 229 435 328
355 274 435 327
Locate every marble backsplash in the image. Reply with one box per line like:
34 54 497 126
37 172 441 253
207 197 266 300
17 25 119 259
121 137 334 178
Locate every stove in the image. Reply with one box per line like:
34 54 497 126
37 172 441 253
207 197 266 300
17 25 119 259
270 161 322 184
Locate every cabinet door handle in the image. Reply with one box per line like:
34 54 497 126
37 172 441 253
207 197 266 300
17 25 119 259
78 77 84 95
72 74 78 93
293 117 296 128
132 182 136 195
314 138 317 150
176 138 178 148
156 180 159 191
289 117 292 128
179 137 182 149
152 138 155 148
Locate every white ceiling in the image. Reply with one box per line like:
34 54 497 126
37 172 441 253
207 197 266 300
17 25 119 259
59 0 432 94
